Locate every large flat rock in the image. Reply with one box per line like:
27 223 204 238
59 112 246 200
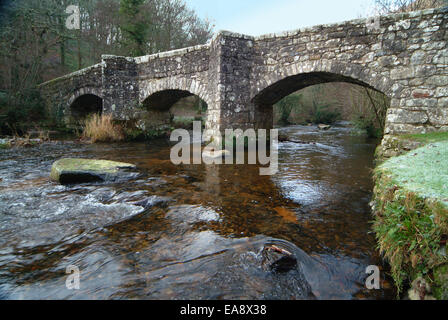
50 158 137 184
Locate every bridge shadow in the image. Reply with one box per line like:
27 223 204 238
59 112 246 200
68 93 103 125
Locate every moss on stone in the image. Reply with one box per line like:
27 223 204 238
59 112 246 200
0 142 11 149
433 264 448 300
378 141 448 206
50 158 136 184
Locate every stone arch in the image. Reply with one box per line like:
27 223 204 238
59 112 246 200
136 77 211 132
66 87 103 124
139 77 211 110
251 60 397 105
250 60 396 130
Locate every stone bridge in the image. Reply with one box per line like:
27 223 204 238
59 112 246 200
39 7 448 148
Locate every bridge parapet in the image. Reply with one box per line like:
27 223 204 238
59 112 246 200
136 45 210 80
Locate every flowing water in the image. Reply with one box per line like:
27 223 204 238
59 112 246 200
0 124 395 299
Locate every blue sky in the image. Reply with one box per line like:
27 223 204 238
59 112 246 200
186 0 377 36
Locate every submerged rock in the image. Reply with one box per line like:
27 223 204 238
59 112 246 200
50 158 137 184
262 243 297 274
132 195 172 210
318 124 331 130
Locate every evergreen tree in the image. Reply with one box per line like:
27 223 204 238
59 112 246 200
119 0 148 56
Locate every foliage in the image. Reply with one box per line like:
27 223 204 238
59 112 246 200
0 89 46 135
348 86 389 138
372 173 448 296
140 127 171 140
119 0 148 56
122 127 146 141
82 114 125 142
401 131 448 144
194 98 208 115
274 83 389 131
352 114 383 138
274 94 303 125
172 116 195 130
310 102 341 124
0 0 214 134
374 0 446 14
0 142 11 149
121 122 171 141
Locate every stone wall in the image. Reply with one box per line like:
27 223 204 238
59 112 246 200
102 55 139 121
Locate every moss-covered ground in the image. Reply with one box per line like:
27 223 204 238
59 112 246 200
372 138 448 299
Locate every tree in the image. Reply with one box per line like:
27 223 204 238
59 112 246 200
119 0 149 56
275 94 303 125
374 0 447 14
0 0 214 133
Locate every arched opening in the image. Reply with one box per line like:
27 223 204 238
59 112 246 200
69 94 103 123
142 89 208 130
253 72 377 107
252 72 389 135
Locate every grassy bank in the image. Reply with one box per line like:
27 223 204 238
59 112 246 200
372 139 448 299
400 131 448 144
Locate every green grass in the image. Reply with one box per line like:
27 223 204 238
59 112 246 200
0 142 11 149
401 131 448 144
378 141 448 207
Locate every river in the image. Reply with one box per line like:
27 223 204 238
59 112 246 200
0 124 395 299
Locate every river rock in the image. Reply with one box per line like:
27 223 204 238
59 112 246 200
262 243 297 274
132 196 172 210
50 158 137 184
318 124 331 130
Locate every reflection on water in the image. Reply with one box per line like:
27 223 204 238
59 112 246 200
0 124 395 299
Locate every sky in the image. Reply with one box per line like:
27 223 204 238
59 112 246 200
186 0 378 36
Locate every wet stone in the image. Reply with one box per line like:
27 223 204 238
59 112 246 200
262 244 298 274
132 196 172 210
50 158 138 184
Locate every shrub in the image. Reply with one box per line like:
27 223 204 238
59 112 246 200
0 89 46 135
310 103 341 124
274 94 303 125
352 114 383 138
172 116 194 130
82 114 125 143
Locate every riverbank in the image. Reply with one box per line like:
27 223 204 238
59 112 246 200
372 135 448 299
